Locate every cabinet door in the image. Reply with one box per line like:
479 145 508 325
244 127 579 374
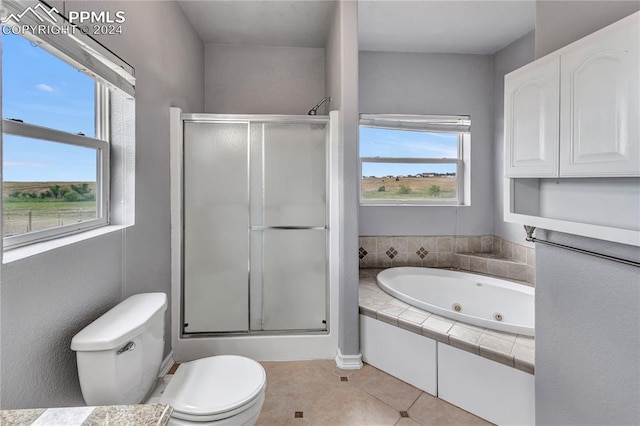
560 13 639 176
505 55 560 177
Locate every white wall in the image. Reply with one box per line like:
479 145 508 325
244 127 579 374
535 0 640 58
358 51 493 236
533 2 640 424
0 0 204 409
325 0 361 359
204 44 325 115
491 32 535 245
536 232 640 425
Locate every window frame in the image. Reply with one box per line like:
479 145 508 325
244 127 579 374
358 114 469 206
1 1 135 254
2 84 110 249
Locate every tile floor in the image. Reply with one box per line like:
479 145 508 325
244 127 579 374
256 360 492 426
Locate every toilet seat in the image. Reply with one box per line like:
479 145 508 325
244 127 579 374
160 355 266 423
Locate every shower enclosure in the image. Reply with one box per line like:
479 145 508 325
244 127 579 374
170 109 339 359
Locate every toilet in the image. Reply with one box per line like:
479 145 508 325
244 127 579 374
71 293 266 425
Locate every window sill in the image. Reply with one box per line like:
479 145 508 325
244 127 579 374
3 225 126 264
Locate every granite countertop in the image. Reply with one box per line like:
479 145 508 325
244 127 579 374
0 403 173 426
359 268 535 374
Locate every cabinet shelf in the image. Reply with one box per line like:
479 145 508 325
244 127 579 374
505 177 640 246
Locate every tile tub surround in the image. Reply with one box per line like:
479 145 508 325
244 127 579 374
359 268 535 374
0 404 173 426
359 235 535 285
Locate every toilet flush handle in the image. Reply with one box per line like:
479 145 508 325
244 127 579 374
117 341 136 355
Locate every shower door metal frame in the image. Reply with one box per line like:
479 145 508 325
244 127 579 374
179 114 331 338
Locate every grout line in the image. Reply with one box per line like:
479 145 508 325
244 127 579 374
406 392 423 413
405 391 422 412
350 372 423 418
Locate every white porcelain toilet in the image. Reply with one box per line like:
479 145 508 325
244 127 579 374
71 293 266 425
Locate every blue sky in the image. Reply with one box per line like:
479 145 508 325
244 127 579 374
2 32 97 182
359 127 458 177
2 32 457 182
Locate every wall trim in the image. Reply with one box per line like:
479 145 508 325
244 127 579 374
159 350 175 378
335 348 363 370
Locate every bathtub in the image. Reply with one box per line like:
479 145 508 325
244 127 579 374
377 267 534 336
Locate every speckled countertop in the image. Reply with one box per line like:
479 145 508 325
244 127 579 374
0 403 173 426
359 268 535 375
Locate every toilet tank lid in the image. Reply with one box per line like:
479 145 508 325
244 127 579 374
71 293 167 352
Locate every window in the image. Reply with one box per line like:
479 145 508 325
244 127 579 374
1 1 135 250
2 33 109 248
359 114 470 205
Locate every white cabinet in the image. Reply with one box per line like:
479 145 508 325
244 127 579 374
504 12 640 247
505 12 639 178
505 56 560 177
560 15 639 177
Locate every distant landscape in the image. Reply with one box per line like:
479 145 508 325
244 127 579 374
3 182 97 236
361 175 457 201
2 176 456 236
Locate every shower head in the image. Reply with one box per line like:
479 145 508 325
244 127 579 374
307 97 330 115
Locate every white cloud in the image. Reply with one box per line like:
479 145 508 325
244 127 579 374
36 83 55 92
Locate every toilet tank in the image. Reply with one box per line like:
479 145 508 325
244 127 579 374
71 293 167 406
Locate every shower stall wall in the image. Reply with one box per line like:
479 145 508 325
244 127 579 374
170 109 340 361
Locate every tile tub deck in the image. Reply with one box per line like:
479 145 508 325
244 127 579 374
359 268 535 375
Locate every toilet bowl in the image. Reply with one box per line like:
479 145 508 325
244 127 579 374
160 356 266 426
71 293 266 425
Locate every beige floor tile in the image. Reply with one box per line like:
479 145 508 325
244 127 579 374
261 360 340 389
395 417 421 426
349 364 422 411
267 382 336 415
256 395 311 426
257 361 493 426
408 393 492 426
262 362 338 414
305 385 401 425
316 359 361 378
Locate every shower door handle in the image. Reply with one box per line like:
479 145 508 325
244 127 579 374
250 226 328 231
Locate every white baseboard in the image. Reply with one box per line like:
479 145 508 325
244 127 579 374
159 350 175 377
335 348 363 370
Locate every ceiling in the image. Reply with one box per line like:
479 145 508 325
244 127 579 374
177 1 336 48
359 1 535 54
178 0 535 54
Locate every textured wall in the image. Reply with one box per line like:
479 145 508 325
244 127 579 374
533 2 640 424
0 0 204 409
325 0 361 358
358 51 493 236
535 0 640 58
491 31 535 245
204 44 325 115
536 233 640 425
1 234 122 407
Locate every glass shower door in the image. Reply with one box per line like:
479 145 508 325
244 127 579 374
183 121 249 333
250 121 328 331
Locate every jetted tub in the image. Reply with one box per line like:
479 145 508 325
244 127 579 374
377 267 534 336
